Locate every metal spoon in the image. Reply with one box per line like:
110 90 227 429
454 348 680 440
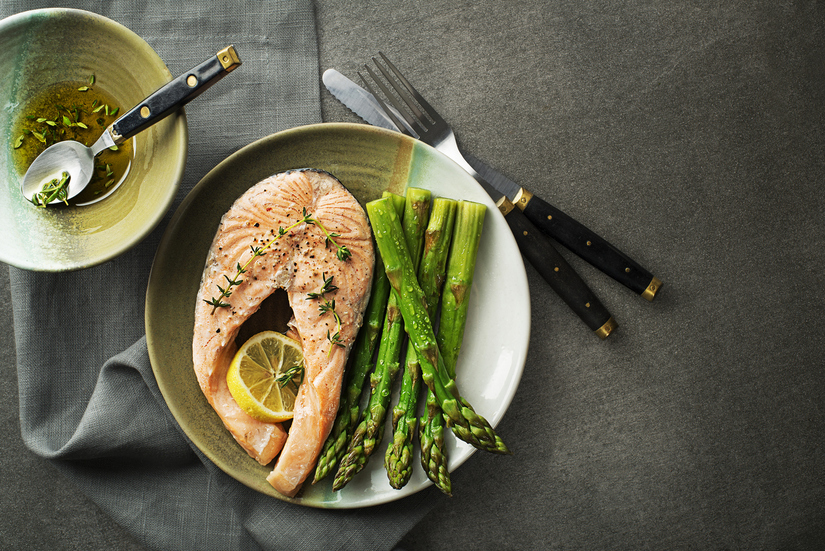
21 45 242 205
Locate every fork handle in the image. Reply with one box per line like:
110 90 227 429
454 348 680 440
515 189 663 301
498 197 617 339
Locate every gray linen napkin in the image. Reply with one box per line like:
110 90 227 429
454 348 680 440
4 1 437 549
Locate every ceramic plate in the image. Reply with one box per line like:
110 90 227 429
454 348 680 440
0 9 187 271
145 123 530 508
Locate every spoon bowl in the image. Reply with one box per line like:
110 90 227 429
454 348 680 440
20 135 110 204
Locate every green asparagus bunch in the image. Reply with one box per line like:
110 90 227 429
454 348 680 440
313 192 404 484
366 196 510 456
419 200 488 494
333 188 432 491
385 197 457 491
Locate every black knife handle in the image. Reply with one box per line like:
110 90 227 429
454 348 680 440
515 189 662 301
111 45 241 142
499 197 617 339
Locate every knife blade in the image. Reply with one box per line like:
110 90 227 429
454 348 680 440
322 69 661 302
324 68 617 338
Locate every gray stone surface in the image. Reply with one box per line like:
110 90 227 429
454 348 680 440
3 0 825 549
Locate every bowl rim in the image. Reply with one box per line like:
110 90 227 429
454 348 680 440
0 7 189 272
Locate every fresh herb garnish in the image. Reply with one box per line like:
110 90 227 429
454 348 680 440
297 207 351 260
318 226 351 261
207 208 352 314
276 365 305 393
306 273 345 355
325 312 345 354
31 171 71 207
307 273 339 300
15 75 126 205
15 75 120 152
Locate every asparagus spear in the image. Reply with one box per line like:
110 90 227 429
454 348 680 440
437 200 487 379
333 188 431 491
312 192 404 484
313 250 390 483
420 200 487 494
386 197 457 490
366 196 510 455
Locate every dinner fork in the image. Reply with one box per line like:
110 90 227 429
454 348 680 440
360 52 617 339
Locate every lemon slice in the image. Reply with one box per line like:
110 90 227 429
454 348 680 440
227 331 305 423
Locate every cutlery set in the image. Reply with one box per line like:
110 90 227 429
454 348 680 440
324 53 662 339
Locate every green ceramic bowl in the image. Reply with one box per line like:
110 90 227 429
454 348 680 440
0 8 187 271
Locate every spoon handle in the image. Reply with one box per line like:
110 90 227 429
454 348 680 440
111 45 241 143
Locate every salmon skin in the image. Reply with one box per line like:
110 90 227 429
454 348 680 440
192 168 374 496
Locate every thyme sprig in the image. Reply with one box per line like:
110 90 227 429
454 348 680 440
31 171 70 207
206 209 351 314
306 272 345 356
206 209 314 314
306 211 351 261
307 273 338 299
276 365 305 393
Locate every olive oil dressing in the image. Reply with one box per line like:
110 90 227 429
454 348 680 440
11 78 133 205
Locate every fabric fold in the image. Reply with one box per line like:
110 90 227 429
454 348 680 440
19 336 191 463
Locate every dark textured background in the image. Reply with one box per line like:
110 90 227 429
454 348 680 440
2 1 825 549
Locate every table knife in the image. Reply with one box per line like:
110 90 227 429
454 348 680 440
322 69 661 302
323 68 618 338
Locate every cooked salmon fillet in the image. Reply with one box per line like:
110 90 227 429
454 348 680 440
192 169 374 495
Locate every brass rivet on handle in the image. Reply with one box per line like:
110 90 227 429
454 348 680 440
496 196 515 216
187 75 198 87
217 45 242 71
514 188 533 210
140 106 150 118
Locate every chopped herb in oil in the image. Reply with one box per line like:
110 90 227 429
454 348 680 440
31 171 71 207
11 75 133 204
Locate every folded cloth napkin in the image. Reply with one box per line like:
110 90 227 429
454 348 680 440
5 1 437 549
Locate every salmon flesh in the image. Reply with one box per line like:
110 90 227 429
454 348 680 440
192 169 374 497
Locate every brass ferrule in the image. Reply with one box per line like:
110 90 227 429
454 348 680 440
641 277 663 302
514 187 533 211
595 317 618 339
496 196 515 216
107 124 125 145
218 45 242 72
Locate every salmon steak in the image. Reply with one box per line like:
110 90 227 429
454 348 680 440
192 168 374 497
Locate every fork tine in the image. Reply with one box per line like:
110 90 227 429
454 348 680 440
362 63 426 136
377 52 440 124
358 70 415 137
373 54 428 123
